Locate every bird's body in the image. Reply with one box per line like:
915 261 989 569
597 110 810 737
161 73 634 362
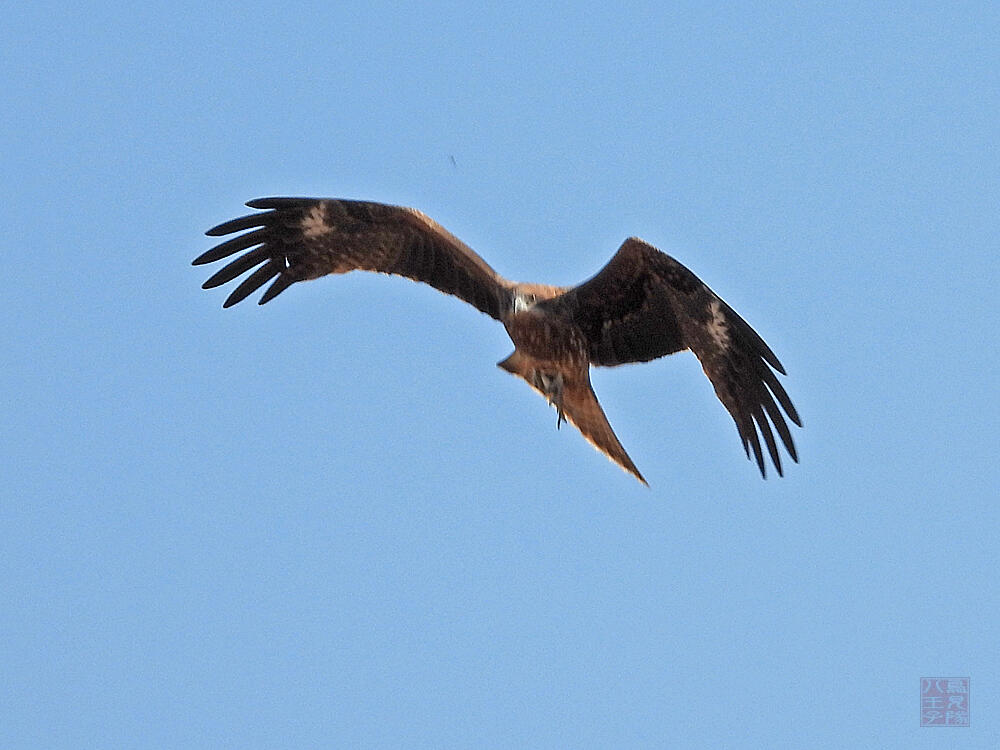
194 198 801 484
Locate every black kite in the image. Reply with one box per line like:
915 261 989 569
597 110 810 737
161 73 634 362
194 198 801 484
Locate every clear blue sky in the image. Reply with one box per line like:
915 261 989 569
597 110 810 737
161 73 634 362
3 2 997 747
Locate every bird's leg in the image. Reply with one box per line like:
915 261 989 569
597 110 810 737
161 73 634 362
550 379 566 430
533 371 566 430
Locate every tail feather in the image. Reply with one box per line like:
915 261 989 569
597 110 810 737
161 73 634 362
561 379 647 486
498 351 647 485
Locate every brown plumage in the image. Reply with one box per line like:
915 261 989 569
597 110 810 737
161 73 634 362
194 197 802 484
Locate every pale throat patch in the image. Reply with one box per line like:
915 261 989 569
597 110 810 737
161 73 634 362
707 299 731 349
301 203 332 238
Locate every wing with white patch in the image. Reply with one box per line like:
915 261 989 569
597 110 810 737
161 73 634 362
541 237 801 478
194 198 512 319
686 293 801 478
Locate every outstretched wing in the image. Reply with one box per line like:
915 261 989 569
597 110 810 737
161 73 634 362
193 198 512 318
541 237 801 478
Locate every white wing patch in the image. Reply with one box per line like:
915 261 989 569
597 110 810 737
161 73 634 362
301 203 331 238
706 299 731 350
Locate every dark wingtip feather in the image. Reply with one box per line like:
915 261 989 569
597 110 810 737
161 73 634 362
193 229 269 266
201 247 269 289
753 335 786 375
245 197 319 209
722 300 787 375
783 416 801 463
192 247 221 266
748 426 766 478
760 366 802 428
783 398 803 428
205 213 270 237
760 389 798 464
753 406 782 478
221 263 279 308
258 274 293 305
735 417 766 478
757 339 787 376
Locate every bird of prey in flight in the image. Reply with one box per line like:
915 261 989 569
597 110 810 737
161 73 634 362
194 198 801 485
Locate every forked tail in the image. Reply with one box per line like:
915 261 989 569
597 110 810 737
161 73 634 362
498 351 647 485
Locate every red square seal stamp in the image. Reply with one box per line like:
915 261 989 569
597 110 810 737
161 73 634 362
920 677 969 726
